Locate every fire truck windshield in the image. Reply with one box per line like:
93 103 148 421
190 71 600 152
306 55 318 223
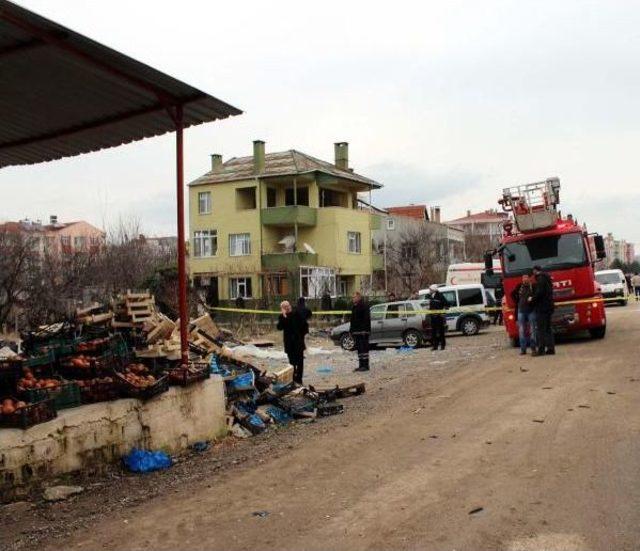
502 233 587 276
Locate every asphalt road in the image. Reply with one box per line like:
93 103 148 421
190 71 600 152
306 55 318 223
5 304 640 551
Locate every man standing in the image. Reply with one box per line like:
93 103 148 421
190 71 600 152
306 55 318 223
511 273 537 355
277 301 305 384
631 272 640 302
350 291 371 372
428 284 448 351
530 265 555 355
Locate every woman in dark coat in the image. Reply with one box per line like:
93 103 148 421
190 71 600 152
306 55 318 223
277 300 305 384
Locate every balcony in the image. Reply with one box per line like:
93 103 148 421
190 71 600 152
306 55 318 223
372 253 384 271
261 205 317 227
262 251 318 271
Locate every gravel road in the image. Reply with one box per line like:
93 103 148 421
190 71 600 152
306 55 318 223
2 305 639 551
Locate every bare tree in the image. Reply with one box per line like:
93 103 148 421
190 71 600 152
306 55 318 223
464 233 495 262
0 229 39 328
384 225 448 297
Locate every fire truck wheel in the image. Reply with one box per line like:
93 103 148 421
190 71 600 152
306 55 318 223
589 326 606 339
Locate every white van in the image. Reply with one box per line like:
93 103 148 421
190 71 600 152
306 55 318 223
595 269 628 306
419 283 492 336
446 260 502 286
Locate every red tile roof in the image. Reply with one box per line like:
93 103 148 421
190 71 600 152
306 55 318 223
445 210 509 224
386 205 428 220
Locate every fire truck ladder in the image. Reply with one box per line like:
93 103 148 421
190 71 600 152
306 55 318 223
499 177 561 232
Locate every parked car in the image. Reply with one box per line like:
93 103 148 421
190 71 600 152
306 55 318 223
595 269 628 306
330 300 433 351
418 283 491 336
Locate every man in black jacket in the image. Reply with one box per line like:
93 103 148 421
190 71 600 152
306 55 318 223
530 265 555 355
350 291 371 372
277 301 306 384
428 284 448 351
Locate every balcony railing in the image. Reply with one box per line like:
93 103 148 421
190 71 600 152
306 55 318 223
261 205 317 227
262 251 318 270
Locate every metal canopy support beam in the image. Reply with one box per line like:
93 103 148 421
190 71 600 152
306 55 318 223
173 105 189 366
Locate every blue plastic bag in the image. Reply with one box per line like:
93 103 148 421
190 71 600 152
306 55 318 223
228 370 255 391
122 448 172 473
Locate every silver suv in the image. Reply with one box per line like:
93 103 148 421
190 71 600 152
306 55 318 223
330 300 434 351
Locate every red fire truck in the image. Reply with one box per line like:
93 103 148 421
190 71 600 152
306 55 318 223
486 178 608 346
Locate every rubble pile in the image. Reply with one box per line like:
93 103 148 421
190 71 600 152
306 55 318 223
0 291 365 436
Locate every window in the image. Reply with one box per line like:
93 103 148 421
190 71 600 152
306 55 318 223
319 188 347 207
230 277 252 299
370 305 386 321
300 266 336 298
441 290 456 307
198 191 212 214
60 235 71 248
348 231 361 253
266 188 277 208
193 230 217 257
385 304 407 319
90 236 101 247
229 233 251 256
502 233 587 276
400 243 418 260
235 187 257 210
458 288 484 306
387 218 395 230
74 236 86 249
264 273 289 296
285 186 309 206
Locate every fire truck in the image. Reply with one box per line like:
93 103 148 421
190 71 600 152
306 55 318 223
485 178 608 345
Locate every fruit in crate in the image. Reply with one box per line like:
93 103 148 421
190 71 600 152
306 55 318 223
17 368 61 391
119 364 157 388
1 398 27 416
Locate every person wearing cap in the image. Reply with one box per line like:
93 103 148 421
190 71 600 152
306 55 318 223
529 265 555 355
427 284 448 351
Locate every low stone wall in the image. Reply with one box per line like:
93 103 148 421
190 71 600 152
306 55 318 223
0 377 226 499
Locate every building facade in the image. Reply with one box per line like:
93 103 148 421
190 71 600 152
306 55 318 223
444 209 509 261
188 141 382 304
0 216 105 255
371 205 465 294
603 233 636 267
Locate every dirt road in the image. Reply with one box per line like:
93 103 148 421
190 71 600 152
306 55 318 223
5 305 640 551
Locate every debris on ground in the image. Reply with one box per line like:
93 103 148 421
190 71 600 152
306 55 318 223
43 485 84 502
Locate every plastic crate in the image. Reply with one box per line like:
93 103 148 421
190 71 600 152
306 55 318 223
0 397 57 429
78 378 120 404
115 373 169 400
167 363 210 387
0 359 23 395
24 349 56 368
19 379 81 411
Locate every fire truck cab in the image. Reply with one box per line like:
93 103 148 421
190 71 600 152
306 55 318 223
489 178 607 345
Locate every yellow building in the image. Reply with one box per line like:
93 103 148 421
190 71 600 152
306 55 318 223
188 141 382 304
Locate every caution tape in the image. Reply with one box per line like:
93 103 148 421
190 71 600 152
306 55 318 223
207 296 626 317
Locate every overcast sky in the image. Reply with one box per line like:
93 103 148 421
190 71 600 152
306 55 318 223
2 0 639 245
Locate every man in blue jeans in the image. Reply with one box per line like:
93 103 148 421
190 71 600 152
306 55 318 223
511 272 538 355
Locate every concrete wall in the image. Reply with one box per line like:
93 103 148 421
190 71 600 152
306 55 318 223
0 377 226 498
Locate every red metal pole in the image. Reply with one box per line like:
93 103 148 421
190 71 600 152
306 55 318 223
175 105 189 366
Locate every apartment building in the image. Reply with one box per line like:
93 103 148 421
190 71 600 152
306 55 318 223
0 216 105 255
188 141 382 303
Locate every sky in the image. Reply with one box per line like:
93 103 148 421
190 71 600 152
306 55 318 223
2 0 640 245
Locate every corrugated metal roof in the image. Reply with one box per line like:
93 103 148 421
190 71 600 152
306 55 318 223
0 0 241 168
189 150 382 189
